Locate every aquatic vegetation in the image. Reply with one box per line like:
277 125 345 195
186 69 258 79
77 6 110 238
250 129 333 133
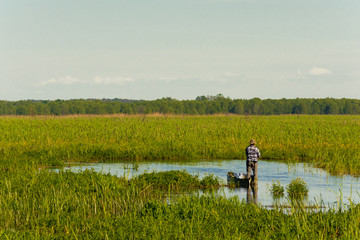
133 170 220 190
287 177 309 198
199 173 221 187
268 180 285 197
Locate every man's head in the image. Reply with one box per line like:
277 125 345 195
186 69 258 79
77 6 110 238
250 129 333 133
250 139 256 145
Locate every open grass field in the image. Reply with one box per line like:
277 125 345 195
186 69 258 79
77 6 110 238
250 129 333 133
0 114 359 175
1 114 360 239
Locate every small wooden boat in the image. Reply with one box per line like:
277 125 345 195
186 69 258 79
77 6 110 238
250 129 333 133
227 172 254 188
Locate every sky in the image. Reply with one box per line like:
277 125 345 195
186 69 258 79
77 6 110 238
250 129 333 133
1 0 359 101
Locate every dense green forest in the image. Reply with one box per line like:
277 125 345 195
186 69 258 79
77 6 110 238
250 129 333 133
1 95 360 115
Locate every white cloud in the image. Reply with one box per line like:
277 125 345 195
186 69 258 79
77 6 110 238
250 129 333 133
308 67 332 76
38 76 81 86
93 76 134 85
36 75 135 87
159 73 244 84
297 67 332 77
207 72 245 83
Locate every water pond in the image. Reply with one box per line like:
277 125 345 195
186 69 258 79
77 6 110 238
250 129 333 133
63 160 360 208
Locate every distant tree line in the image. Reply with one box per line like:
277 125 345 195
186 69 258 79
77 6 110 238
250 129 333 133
1 94 360 116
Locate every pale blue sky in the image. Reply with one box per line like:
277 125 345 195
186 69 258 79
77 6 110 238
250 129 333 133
1 0 359 100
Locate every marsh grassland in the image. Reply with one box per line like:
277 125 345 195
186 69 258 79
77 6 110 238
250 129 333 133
0 115 360 239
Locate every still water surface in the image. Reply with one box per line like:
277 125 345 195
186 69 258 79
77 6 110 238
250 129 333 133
64 160 360 208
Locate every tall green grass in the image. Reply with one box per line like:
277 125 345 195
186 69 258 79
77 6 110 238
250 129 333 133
1 169 360 239
0 115 359 175
0 169 219 238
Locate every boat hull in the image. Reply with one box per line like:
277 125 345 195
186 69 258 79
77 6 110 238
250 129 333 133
227 172 254 188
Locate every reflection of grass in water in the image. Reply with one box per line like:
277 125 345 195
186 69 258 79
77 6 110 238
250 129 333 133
123 162 139 171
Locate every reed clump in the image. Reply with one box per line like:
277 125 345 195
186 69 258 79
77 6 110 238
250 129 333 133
287 177 309 198
133 170 221 190
268 180 285 197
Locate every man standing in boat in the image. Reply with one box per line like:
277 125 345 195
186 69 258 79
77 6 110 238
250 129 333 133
246 139 260 180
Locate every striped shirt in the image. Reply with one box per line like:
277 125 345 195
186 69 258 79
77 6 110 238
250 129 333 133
246 145 260 162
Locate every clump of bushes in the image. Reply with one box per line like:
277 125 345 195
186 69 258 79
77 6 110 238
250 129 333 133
268 180 285 197
268 178 309 198
200 173 221 187
133 170 221 190
287 177 309 198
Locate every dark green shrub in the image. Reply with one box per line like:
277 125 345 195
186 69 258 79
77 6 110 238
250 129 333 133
133 170 201 189
268 180 285 197
287 177 309 198
200 174 221 187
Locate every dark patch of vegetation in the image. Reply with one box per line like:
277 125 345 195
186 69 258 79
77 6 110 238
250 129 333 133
1 96 360 115
268 180 285 197
287 177 309 198
133 170 221 190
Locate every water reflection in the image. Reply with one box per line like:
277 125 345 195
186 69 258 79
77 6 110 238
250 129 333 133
247 183 258 204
